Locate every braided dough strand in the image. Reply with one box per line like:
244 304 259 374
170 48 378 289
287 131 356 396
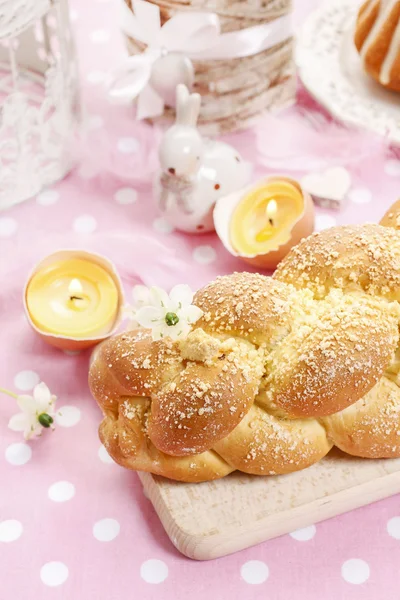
89 206 400 482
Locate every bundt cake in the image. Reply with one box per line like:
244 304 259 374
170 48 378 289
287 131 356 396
355 0 400 92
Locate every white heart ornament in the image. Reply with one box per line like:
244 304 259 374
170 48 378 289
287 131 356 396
301 167 351 210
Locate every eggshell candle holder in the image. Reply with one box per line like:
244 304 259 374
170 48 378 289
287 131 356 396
214 175 315 270
24 250 125 352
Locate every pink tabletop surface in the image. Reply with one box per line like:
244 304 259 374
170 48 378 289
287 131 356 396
1 0 400 599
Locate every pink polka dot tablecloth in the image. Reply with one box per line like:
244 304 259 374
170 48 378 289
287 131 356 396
1 0 400 599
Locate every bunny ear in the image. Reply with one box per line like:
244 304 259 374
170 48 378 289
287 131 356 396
188 93 201 127
175 84 190 124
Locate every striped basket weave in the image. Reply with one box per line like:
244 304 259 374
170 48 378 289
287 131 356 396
123 0 296 134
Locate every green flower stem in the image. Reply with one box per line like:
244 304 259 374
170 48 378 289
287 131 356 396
0 387 18 399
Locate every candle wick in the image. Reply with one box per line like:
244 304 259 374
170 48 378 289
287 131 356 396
70 295 83 302
269 218 274 226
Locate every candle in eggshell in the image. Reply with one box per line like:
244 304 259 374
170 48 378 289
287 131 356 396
24 250 124 351
154 84 251 233
214 176 315 269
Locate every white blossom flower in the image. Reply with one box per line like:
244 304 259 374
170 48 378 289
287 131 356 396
135 284 203 341
8 382 57 440
123 285 152 328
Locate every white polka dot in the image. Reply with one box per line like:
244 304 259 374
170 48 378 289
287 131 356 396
87 70 107 84
48 481 75 502
140 559 169 584
93 518 120 542
387 516 400 539
36 189 60 206
14 370 40 391
240 560 269 585
117 137 140 154
341 559 370 585
0 520 23 542
5 443 32 466
349 188 372 205
0 217 17 237
384 159 400 177
77 164 99 180
289 525 316 541
56 406 81 427
153 217 174 234
315 214 337 231
40 562 69 587
90 29 110 43
98 444 115 464
114 187 138 205
87 115 104 130
73 215 97 233
192 245 217 264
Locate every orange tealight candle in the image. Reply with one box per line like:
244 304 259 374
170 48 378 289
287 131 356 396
214 176 315 269
24 250 124 351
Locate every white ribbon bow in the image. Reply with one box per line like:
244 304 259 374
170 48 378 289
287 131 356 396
109 0 292 120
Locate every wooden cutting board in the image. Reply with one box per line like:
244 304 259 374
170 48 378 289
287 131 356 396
139 449 400 560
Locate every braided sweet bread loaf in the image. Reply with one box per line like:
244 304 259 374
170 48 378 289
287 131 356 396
89 203 400 482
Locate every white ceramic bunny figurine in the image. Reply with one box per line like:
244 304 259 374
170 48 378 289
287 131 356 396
155 84 251 233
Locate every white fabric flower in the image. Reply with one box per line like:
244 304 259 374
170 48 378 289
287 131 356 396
123 285 152 328
8 382 57 440
135 284 203 341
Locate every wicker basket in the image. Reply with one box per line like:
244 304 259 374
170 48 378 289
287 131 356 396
123 0 296 134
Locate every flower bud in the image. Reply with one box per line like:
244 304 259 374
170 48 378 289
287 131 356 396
38 413 54 428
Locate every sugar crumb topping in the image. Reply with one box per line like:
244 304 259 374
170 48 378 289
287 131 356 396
93 224 400 475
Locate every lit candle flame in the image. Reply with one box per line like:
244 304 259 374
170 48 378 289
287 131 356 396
266 199 277 219
68 278 83 297
266 199 277 226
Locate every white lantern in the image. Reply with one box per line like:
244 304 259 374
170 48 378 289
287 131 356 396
0 0 81 210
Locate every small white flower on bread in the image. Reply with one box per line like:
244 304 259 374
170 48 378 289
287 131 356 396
135 284 203 341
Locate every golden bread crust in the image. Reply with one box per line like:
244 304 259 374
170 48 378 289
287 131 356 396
99 399 233 482
148 338 264 456
194 273 292 348
90 203 400 482
264 290 399 417
89 329 183 406
323 377 400 458
214 405 332 475
274 224 400 301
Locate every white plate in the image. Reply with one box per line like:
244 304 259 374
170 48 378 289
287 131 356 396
296 0 400 145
